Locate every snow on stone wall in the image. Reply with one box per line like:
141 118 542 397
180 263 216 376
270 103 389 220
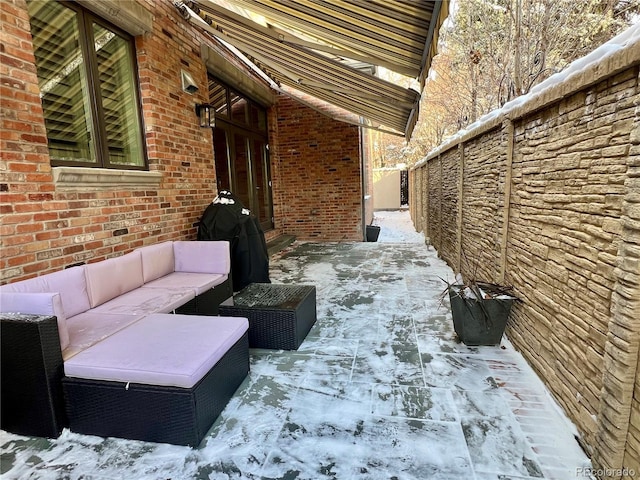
410 22 640 477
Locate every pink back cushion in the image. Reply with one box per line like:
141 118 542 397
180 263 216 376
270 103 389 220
139 242 175 283
42 266 90 318
173 241 230 274
85 251 144 308
0 268 89 317
0 277 43 294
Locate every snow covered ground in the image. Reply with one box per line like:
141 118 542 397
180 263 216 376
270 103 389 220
372 209 426 244
0 210 592 479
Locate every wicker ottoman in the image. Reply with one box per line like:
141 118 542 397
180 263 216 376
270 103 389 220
219 283 316 350
62 313 249 447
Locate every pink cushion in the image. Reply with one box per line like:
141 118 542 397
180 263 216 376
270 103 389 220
64 313 248 388
0 267 90 318
173 241 230 274
0 291 70 350
85 251 144 308
142 272 227 295
139 242 175 283
0 276 42 294
89 287 195 316
64 312 144 360
41 266 90 318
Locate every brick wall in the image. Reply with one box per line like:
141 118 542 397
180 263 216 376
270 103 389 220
0 0 220 282
1 0 366 283
1 0 55 278
410 33 640 478
273 95 363 241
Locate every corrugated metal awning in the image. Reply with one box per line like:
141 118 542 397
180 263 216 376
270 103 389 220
179 0 449 137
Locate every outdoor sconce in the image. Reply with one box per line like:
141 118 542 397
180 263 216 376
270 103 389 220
195 103 215 128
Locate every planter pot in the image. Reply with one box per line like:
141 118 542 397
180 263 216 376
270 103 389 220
366 225 380 242
449 286 515 346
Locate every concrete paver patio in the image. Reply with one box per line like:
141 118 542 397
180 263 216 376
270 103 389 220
0 212 592 479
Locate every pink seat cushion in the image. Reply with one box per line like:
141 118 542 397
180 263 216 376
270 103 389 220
64 312 145 360
142 272 227 295
64 313 249 388
89 287 195 316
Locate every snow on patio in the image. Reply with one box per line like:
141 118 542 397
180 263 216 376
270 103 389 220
0 210 592 479
371 209 426 244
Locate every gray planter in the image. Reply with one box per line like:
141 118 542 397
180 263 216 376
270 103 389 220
449 285 515 346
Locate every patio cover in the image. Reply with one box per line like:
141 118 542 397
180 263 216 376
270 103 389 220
177 0 449 138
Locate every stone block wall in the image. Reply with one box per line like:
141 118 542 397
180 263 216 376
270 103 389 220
608 114 640 480
460 129 507 283
410 31 640 478
440 148 460 270
627 367 640 478
426 157 442 250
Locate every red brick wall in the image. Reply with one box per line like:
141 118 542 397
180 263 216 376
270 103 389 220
2 0 58 280
272 95 363 241
0 0 364 284
0 0 222 283
135 1 216 241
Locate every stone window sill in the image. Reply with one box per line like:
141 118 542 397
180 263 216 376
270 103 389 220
52 167 162 191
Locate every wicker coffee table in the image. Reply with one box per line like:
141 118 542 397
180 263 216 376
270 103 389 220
219 283 316 350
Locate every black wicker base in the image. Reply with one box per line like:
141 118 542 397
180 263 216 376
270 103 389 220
62 331 249 447
1 314 67 438
176 277 233 315
219 284 317 350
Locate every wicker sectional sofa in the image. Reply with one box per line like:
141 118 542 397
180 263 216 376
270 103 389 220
0 241 250 446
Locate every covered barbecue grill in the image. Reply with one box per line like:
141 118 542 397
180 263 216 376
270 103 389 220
197 191 270 292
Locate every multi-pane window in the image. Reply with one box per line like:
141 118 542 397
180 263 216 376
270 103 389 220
208 77 267 133
27 1 146 169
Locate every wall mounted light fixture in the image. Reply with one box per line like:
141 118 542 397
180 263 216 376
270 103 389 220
195 104 215 128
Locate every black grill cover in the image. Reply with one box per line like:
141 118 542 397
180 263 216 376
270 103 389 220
197 191 270 292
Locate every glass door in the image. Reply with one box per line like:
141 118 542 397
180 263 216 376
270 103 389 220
209 75 273 231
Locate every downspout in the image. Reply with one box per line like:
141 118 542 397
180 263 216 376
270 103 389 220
359 120 367 241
